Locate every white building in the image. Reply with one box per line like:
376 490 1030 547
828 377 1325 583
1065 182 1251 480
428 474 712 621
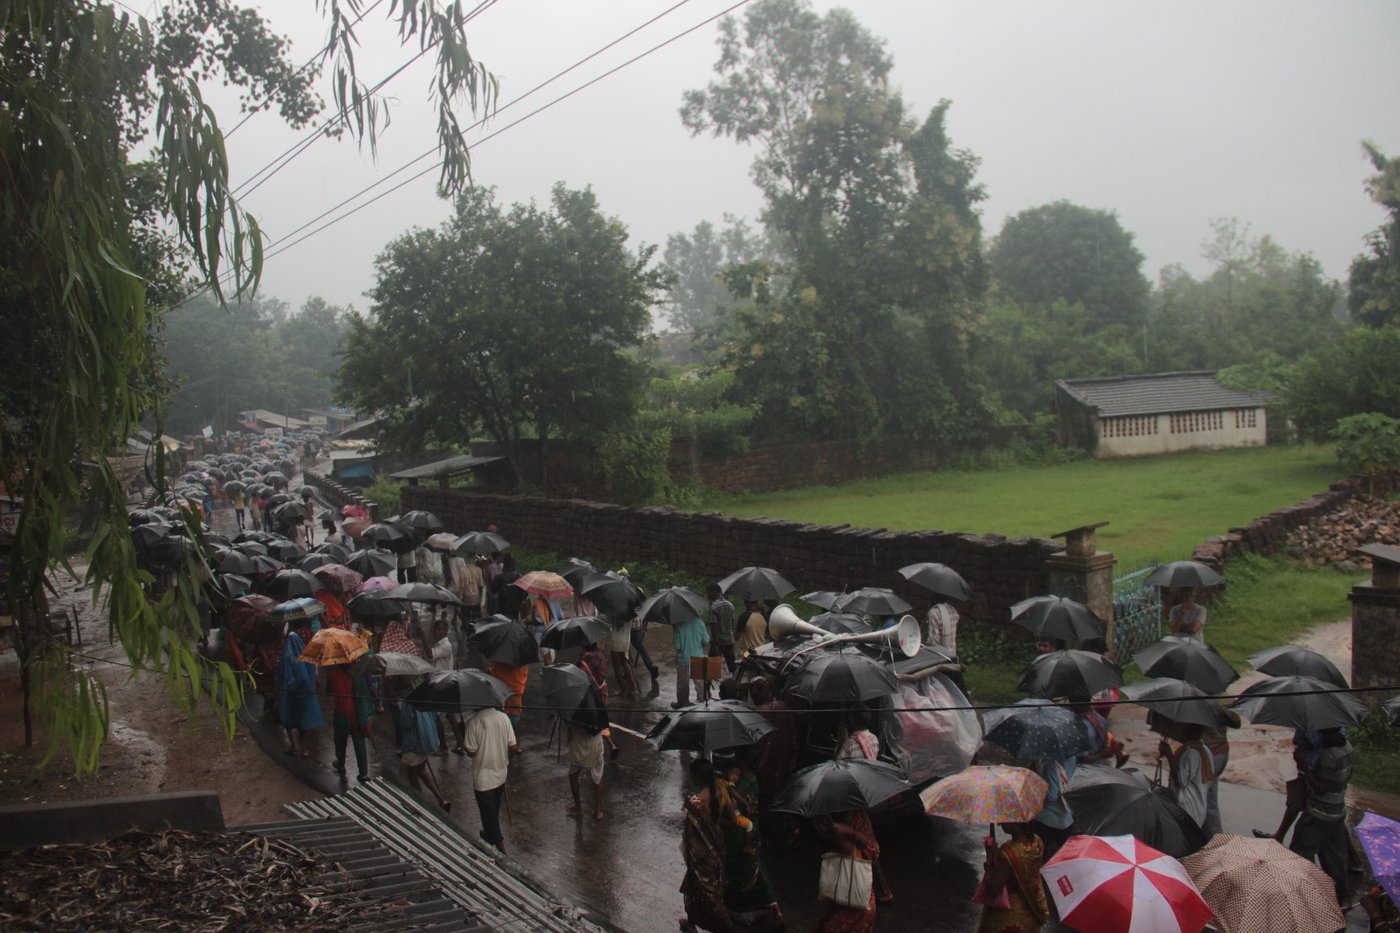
1054 371 1272 459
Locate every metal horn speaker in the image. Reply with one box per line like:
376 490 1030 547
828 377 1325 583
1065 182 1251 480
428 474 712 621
826 614 922 658
768 603 830 640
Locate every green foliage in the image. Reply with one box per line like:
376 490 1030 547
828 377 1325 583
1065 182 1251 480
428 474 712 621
662 215 769 341
640 369 756 456
1333 413 1400 473
958 627 1036 704
597 428 673 506
989 201 1151 330
1347 713 1400 796
338 185 665 489
1285 325 1400 442
1349 142 1400 328
360 475 406 516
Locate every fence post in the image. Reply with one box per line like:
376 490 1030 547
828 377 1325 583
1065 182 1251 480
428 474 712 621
1046 521 1118 652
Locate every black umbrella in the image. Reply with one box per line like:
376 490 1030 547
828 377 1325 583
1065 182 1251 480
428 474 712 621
264 470 288 487
398 509 444 540
298 552 341 571
266 568 323 600
800 590 848 611
266 492 293 508
363 521 414 553
1133 638 1239 693
345 590 408 622
346 548 398 578
1122 678 1231 729
898 562 973 602
271 501 309 524
1064 765 1207 859
222 480 247 495
242 552 286 575
541 663 609 732
234 539 270 557
540 615 615 651
983 699 1096 760
1383 695 1400 727
718 566 795 602
456 530 510 555
214 548 258 575
131 521 179 550
1017 649 1123 699
359 651 435 676
1010 595 1106 643
770 759 913 817
215 572 253 597
837 587 913 617
1145 560 1224 590
388 581 464 608
637 586 710 625
264 537 305 562
1229 674 1371 732
205 532 232 548
808 611 873 637
577 571 644 617
888 644 955 677
310 541 352 563
406 669 512 712
647 699 775 754
556 557 596 586
1245 646 1348 688
468 616 540 667
128 507 177 526
785 647 901 703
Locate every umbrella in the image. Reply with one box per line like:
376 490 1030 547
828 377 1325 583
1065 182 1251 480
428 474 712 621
1041 834 1213 933
298 552 341 571
1181 834 1345 933
455 530 510 555
312 563 363 595
807 611 872 637
514 570 574 600
800 590 848 610
1357 812 1400 917
784 647 901 703
983 698 1096 760
1011 595 1107 643
214 548 258 575
264 470 288 486
266 492 293 508
131 521 179 550
357 574 398 594
830 586 911 617
1145 561 1225 590
1229 674 1370 732
646 699 775 754
223 594 280 643
468 616 540 667
771 759 913 817
897 561 973 602
216 572 252 597
576 571 642 616
1018 649 1124 699
264 537 305 562
269 596 327 625
1122 678 1231 729
637 586 710 625
920 764 1048 825
346 548 397 578
406 669 512 712
346 590 408 622
222 480 247 495
388 581 464 608
1383 694 1400 726
541 663 610 732
242 552 285 574
310 541 352 563
888 644 955 677
1244 646 1348 688
266 568 323 600
718 566 795 601
361 651 436 676
423 532 458 553
398 509 444 540
299 627 368 666
362 521 414 553
1064 766 1208 859
342 515 372 539
1133 638 1239 693
271 501 308 524
540 615 613 651
556 557 596 586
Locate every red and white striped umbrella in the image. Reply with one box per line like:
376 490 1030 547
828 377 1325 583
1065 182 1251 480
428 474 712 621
1040 835 1213 933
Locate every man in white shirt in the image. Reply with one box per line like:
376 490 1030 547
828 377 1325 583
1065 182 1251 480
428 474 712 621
462 704 520 853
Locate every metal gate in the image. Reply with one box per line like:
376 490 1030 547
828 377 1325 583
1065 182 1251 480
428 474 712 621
1112 564 1161 658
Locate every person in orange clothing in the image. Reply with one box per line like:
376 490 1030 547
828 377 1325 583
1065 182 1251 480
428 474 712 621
489 658 529 730
315 588 348 629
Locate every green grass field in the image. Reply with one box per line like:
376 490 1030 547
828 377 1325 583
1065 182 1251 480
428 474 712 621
708 444 1344 570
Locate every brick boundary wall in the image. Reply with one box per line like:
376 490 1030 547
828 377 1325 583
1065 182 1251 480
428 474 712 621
304 471 378 521
1192 469 1400 569
401 486 1061 628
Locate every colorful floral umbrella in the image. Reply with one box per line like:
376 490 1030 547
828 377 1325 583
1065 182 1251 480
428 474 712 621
513 570 574 599
1357 811 1400 917
919 764 1048 825
298 627 368 666
1181 834 1344 933
1041 834 1213 933
312 563 363 595
356 575 399 594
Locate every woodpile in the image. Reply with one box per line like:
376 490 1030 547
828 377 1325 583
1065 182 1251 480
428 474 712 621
1284 494 1400 568
0 830 371 931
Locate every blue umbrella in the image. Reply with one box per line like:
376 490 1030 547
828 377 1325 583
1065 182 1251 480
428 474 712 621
983 698 1095 760
1357 811 1400 912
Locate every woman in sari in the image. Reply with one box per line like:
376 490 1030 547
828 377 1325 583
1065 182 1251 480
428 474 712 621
715 760 784 929
814 809 878 933
327 662 375 783
680 758 736 933
975 823 1050 933
275 630 323 756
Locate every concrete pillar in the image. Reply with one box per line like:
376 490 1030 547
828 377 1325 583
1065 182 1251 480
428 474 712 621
1046 521 1118 650
1350 542 1400 705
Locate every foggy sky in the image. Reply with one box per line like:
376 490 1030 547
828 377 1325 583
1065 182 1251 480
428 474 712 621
212 1 1400 321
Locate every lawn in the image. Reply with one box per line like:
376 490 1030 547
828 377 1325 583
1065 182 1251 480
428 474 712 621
708 444 1345 570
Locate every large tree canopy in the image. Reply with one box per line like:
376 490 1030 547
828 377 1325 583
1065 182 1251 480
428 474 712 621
338 185 666 485
1350 142 1400 328
989 201 1151 330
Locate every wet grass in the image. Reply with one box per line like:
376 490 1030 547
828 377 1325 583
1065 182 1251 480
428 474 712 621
706 444 1344 569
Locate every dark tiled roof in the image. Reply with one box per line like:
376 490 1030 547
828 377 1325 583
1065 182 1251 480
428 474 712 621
1056 371 1273 418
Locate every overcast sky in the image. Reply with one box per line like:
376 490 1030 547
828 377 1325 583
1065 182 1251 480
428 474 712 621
209 0 1400 320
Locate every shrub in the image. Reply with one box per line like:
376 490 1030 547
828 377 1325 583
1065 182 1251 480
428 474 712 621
1334 412 1400 473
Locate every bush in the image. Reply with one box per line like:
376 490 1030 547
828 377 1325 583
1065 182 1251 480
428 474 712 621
360 474 406 515
597 428 673 505
1334 412 1400 473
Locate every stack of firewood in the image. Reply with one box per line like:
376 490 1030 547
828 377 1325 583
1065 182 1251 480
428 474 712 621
1284 495 1400 567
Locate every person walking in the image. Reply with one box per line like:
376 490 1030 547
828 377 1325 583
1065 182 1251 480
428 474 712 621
631 616 662 690
734 600 768 656
399 693 452 811
1288 726 1355 902
327 662 375 784
229 487 247 531
706 583 736 674
463 702 520 853
275 630 323 757
974 823 1051 933
672 613 710 710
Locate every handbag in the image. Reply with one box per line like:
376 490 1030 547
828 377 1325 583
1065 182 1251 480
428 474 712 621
818 852 873 910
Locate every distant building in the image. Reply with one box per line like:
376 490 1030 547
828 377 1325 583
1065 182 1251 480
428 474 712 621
1055 371 1272 459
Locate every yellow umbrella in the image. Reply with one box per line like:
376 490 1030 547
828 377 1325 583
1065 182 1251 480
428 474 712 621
298 627 369 666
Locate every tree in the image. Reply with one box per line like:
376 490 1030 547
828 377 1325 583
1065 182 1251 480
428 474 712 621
338 185 666 487
1285 325 1400 442
0 0 493 774
1350 142 1400 327
661 215 768 339
682 0 991 445
989 201 1151 330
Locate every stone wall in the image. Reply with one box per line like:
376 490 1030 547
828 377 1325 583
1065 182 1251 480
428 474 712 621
304 471 379 520
401 486 1061 627
1192 469 1400 569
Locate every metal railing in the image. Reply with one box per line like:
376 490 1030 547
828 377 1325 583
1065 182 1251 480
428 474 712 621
1112 563 1162 658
